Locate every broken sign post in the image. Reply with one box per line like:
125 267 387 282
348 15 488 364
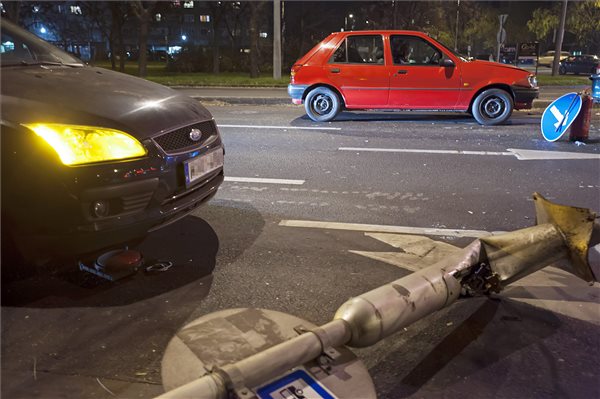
156 193 598 399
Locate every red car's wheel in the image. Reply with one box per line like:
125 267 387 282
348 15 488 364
471 88 513 126
304 87 341 122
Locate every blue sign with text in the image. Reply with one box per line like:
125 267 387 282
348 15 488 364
541 92 582 142
257 369 337 399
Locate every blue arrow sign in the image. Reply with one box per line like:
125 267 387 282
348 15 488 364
541 92 582 142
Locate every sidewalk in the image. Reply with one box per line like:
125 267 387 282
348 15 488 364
173 85 590 109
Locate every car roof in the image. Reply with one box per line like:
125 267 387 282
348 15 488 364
334 30 431 36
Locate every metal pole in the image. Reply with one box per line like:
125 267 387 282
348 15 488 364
454 0 460 51
552 0 568 76
156 193 597 398
273 0 281 79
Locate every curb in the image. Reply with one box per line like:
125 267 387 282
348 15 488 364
192 96 554 110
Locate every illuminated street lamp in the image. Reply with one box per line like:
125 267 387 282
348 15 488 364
344 13 354 31
181 34 187 41
40 26 46 34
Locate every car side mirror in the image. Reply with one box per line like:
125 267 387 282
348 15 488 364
440 59 455 67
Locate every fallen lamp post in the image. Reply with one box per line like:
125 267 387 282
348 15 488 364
157 193 598 399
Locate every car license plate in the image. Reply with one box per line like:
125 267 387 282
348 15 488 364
184 148 223 187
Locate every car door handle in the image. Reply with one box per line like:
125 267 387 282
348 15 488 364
330 68 340 73
396 69 408 75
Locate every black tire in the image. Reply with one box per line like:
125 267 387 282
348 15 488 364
471 88 513 126
304 86 341 122
559 66 566 75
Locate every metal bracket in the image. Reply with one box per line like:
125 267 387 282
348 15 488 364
460 262 502 296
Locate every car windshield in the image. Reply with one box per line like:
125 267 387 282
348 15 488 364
429 36 470 62
1 20 84 67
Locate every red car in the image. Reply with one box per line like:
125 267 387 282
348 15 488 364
288 31 539 125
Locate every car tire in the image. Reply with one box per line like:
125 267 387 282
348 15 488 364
304 87 341 122
471 88 513 126
559 66 566 75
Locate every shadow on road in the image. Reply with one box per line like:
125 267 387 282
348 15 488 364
1 215 219 308
370 296 599 398
291 111 539 126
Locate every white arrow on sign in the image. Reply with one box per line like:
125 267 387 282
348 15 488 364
550 105 569 130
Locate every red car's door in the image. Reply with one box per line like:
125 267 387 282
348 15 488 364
387 34 462 109
326 34 389 108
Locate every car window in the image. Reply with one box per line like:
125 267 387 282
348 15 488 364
329 35 384 65
390 35 442 66
0 30 35 64
1 20 82 67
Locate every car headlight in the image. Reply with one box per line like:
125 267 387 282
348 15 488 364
528 75 538 88
23 123 147 166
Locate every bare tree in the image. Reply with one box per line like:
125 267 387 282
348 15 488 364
3 1 22 24
207 2 226 74
130 1 156 77
248 2 266 78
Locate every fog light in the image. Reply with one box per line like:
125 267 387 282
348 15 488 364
92 200 110 218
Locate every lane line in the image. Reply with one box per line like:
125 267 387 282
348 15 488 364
338 147 512 156
507 148 600 160
218 124 341 131
279 220 506 238
225 177 305 185
338 147 600 160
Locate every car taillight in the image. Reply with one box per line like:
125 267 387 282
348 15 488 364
290 63 303 78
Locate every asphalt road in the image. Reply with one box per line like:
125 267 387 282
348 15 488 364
2 104 599 399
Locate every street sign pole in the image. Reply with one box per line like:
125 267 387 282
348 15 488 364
496 14 508 62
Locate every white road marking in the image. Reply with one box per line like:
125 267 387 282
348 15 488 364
218 124 341 131
338 147 513 156
279 219 505 238
339 147 600 160
507 148 600 160
225 177 305 185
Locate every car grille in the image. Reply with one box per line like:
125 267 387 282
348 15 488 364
121 191 154 213
152 120 217 155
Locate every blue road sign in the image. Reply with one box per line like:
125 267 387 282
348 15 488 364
541 92 582 142
257 369 337 399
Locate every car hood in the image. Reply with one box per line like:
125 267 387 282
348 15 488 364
470 59 530 74
0 65 213 139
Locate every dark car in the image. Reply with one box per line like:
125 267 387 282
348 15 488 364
559 54 600 75
1 20 224 266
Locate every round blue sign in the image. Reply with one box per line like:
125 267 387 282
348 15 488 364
540 92 582 142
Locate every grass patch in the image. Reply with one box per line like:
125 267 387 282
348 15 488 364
91 61 288 87
537 75 591 86
92 61 592 87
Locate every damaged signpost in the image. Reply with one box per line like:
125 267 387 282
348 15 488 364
156 193 598 399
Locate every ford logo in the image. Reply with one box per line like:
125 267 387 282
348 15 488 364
189 128 202 142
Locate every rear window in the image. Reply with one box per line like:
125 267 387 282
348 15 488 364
329 35 384 64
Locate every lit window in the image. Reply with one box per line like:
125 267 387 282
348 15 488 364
259 32 268 38
183 1 194 8
199 15 210 23
155 13 161 22
70 5 82 14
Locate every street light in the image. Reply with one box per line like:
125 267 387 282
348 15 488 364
344 13 354 31
181 34 187 41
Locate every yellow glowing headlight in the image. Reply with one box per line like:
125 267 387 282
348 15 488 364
23 123 147 166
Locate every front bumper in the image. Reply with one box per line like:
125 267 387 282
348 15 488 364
511 86 539 109
288 84 308 104
6 121 225 261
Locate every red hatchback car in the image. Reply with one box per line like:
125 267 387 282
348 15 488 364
288 31 539 125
